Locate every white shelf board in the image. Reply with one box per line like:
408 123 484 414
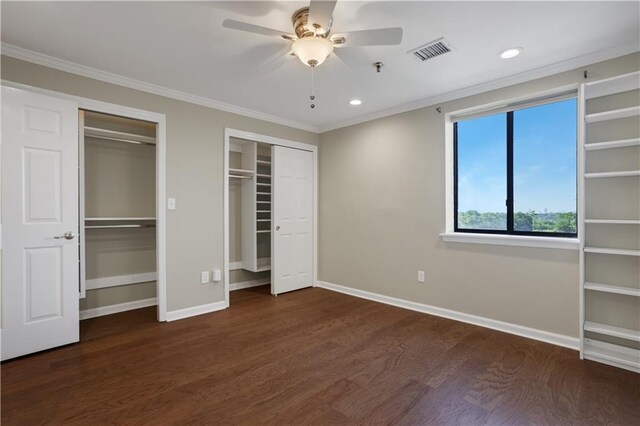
256 201 271 204
86 272 157 290
584 321 640 342
585 138 640 151
229 168 254 175
583 339 640 373
256 174 271 178
584 170 640 179
584 247 640 256
584 282 640 297
257 219 271 222
85 217 156 221
256 257 271 272
85 126 156 145
256 230 271 234
256 160 272 165
584 71 640 100
585 219 640 224
257 183 272 187
257 192 271 195
585 106 640 123
257 210 271 213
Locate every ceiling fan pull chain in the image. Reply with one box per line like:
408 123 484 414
310 66 316 109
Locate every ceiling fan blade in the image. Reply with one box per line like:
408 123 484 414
259 47 296 74
308 0 337 33
222 19 294 39
335 27 403 46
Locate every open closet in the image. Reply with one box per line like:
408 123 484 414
79 110 158 317
228 138 273 290
225 130 317 302
1 86 166 360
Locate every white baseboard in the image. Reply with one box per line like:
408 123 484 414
229 278 270 291
80 297 157 320
317 281 579 350
165 301 227 322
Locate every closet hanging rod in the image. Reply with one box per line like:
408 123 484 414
84 126 157 146
85 224 156 229
85 217 156 221
85 134 157 147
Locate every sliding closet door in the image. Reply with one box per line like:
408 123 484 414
271 146 314 295
1 87 80 360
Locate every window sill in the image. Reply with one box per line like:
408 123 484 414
440 232 580 250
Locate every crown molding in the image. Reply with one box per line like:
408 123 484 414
319 41 640 133
3 42 638 135
0 43 321 134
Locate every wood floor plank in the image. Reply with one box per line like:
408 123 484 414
2 286 639 425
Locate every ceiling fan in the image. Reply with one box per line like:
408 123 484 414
222 0 403 68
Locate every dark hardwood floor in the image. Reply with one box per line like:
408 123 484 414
2 285 639 425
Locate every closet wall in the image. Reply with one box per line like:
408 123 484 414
80 111 157 311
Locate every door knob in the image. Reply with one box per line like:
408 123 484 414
54 231 76 240
276 225 280 231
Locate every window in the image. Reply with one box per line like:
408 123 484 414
454 97 577 237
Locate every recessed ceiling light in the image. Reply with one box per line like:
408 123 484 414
349 99 362 106
499 48 522 59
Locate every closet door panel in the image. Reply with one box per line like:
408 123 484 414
272 146 313 295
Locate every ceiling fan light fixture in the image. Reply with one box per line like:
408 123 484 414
291 36 334 67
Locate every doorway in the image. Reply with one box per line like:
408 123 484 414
223 129 318 306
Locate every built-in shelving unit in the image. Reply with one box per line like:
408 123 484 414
579 71 640 373
232 142 272 273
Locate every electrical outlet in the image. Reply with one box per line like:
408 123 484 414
200 271 210 284
417 270 425 283
212 269 222 282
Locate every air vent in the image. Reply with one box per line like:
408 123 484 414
409 38 453 62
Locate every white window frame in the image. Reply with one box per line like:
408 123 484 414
441 84 581 250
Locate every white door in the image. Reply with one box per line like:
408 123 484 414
1 87 79 361
271 146 314 295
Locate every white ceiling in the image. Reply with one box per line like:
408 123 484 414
2 1 639 132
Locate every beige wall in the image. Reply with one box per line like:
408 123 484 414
3 52 638 337
0 55 319 312
319 52 640 338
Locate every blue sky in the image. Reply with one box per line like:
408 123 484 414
457 98 577 213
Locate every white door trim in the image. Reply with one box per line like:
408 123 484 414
2 80 168 322
223 128 318 307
